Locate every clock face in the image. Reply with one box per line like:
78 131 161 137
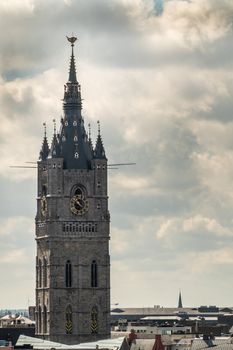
70 195 89 216
41 196 47 217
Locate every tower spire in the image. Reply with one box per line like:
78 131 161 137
59 36 94 169
67 36 77 83
63 36 82 111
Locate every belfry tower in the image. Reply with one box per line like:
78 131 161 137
35 37 110 345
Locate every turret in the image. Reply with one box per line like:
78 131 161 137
49 119 61 158
39 123 50 161
94 121 107 160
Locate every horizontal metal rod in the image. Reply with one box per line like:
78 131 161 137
108 162 136 166
9 166 36 169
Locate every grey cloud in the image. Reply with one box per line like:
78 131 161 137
1 0 233 307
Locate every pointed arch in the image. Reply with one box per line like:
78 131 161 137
65 260 72 287
91 260 98 287
65 305 73 334
91 306 98 334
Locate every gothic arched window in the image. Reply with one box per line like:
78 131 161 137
43 257 47 288
43 305 47 334
38 259 42 288
38 305 42 334
65 260 72 287
65 305 73 334
91 260 98 288
91 306 98 334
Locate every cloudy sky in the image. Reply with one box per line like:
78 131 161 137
1 0 233 309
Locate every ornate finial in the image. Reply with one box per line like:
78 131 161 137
66 36 77 47
97 120 100 136
53 119 56 134
43 122 47 137
88 123 91 140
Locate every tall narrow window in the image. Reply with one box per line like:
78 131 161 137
65 260 72 287
91 260 98 287
65 305 72 334
43 305 47 334
38 306 42 334
42 185 47 195
91 306 98 334
43 258 47 288
38 259 42 288
36 257 39 288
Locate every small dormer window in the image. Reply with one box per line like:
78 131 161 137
97 203 101 209
97 164 100 169
74 136 78 142
74 152 79 159
73 121 77 126
53 164 56 169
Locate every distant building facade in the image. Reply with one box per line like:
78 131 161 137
35 37 110 344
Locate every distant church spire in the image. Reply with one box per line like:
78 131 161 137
39 122 49 161
178 290 183 308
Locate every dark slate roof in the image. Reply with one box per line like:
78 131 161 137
58 116 93 169
49 133 61 158
94 134 106 159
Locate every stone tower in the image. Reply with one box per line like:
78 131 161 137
35 37 110 345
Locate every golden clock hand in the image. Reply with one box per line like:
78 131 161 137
76 198 82 206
